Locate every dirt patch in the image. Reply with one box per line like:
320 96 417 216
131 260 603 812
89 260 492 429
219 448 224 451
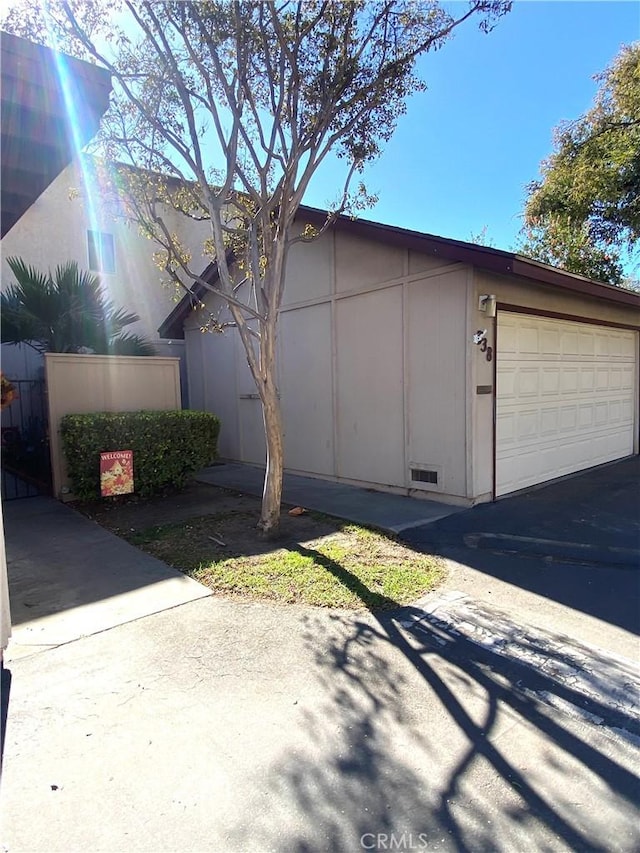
75 479 343 546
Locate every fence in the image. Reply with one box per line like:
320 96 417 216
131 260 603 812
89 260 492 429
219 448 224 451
45 353 181 500
1 378 51 500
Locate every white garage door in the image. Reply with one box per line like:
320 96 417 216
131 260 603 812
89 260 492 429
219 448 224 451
496 312 637 497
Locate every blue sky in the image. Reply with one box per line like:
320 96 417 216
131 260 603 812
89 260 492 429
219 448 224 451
304 1 638 252
5 0 633 255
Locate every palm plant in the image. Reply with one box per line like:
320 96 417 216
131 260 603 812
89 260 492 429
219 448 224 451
1 258 155 356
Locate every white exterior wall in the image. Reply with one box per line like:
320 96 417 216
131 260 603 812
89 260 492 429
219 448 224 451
185 227 474 502
471 271 640 501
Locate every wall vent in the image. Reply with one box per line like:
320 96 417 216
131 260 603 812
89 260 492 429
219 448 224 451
411 468 438 485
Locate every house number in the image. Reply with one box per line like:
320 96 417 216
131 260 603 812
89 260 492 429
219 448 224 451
479 338 493 362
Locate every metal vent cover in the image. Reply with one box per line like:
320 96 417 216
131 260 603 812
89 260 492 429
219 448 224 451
411 468 438 484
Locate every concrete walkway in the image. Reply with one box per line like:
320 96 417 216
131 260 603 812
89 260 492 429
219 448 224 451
3 496 210 661
196 462 462 533
3 594 639 852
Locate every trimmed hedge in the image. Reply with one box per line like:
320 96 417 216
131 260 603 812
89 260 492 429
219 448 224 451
61 410 220 500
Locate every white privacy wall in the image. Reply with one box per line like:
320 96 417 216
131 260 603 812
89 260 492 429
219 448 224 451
184 228 473 501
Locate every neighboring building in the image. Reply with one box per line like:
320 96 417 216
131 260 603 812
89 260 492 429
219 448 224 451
1 154 212 390
1 30 112 654
161 210 640 505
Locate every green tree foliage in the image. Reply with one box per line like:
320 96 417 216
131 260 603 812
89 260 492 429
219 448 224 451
1 1 511 532
518 219 626 285
0 258 155 355
521 43 640 284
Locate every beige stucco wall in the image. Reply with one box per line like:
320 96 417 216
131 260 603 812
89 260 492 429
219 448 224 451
0 156 214 374
185 227 472 501
470 271 640 501
406 267 472 498
45 353 181 499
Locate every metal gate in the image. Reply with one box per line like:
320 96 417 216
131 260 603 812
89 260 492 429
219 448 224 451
1 378 51 500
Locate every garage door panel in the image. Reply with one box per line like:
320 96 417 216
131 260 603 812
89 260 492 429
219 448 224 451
541 329 561 353
496 314 637 496
542 368 561 395
559 405 577 432
517 410 538 439
497 411 516 443
520 326 540 353
499 367 517 398
580 369 595 391
562 331 579 355
499 325 517 353
621 336 636 358
577 405 593 429
595 334 610 356
579 333 595 355
541 408 559 434
561 369 579 394
519 368 539 396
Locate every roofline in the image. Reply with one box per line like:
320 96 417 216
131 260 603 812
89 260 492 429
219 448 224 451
158 206 640 339
0 30 112 90
158 263 216 340
299 206 640 306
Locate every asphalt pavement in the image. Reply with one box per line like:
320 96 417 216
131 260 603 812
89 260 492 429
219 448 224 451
399 456 640 650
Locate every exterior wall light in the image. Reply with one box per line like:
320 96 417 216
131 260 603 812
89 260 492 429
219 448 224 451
478 294 497 318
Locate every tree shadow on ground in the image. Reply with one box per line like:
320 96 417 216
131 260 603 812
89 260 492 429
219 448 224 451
399 456 640 634
229 546 640 853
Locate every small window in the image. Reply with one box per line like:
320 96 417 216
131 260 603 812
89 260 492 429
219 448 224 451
87 230 115 274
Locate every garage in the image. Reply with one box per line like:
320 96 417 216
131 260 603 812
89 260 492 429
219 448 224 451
163 212 640 507
496 311 638 497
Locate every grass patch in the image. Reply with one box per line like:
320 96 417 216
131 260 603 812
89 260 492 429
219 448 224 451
126 512 444 610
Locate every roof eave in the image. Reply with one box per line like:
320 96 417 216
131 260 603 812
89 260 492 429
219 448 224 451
158 208 640 335
158 262 219 339
509 257 640 307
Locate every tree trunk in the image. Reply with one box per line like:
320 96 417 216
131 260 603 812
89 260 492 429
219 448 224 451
259 375 284 536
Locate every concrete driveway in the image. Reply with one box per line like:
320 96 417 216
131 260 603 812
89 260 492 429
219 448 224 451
2 593 639 853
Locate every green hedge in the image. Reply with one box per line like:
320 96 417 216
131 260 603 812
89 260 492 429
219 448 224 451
60 410 220 500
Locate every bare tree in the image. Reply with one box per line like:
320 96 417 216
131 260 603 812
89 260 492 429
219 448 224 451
4 1 511 534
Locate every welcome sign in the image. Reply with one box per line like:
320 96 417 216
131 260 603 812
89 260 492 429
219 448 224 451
100 450 134 497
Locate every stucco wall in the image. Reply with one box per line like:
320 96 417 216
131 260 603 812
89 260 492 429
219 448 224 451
0 156 218 386
45 353 181 499
470 271 640 501
184 227 471 500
